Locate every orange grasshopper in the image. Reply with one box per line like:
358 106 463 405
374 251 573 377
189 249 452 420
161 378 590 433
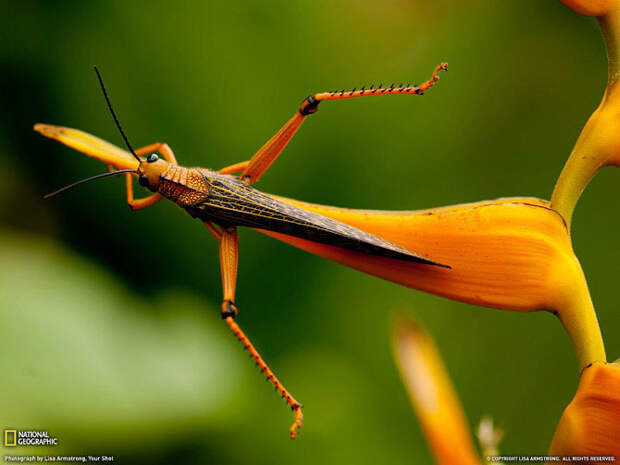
37 64 448 438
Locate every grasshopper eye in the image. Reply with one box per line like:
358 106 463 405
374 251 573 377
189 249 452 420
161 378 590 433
138 174 149 187
146 153 159 163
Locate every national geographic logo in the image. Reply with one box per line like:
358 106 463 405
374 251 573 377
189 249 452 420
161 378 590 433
3 429 58 447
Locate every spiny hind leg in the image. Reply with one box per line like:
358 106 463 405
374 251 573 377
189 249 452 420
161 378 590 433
123 142 178 211
218 226 304 439
238 62 447 185
240 111 307 185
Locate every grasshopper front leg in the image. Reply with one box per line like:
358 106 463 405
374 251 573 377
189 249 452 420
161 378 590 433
216 225 304 439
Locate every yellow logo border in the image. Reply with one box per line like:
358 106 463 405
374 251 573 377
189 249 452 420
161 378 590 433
4 429 17 447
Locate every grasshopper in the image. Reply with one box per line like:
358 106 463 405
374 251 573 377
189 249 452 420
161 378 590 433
37 64 448 438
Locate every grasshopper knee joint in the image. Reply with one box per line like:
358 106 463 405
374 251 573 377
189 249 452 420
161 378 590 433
221 299 238 319
299 96 320 116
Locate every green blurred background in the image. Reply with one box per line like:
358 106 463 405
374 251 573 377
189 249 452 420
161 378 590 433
1 1 618 463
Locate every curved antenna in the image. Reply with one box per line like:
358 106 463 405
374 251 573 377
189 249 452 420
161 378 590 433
93 66 141 162
44 169 136 199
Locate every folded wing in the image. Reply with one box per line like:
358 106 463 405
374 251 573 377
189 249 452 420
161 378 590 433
191 171 447 268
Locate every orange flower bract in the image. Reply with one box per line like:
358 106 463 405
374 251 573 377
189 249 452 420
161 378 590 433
548 361 620 459
266 196 604 370
393 317 479 465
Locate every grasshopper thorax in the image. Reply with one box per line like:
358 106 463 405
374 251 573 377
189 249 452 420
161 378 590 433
156 164 210 208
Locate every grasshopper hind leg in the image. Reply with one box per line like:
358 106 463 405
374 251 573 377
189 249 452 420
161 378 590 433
234 62 447 186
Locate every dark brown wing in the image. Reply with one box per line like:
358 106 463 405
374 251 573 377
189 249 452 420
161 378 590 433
189 171 448 267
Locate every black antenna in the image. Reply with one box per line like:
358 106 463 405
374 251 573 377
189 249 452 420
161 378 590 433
44 169 136 199
93 66 141 162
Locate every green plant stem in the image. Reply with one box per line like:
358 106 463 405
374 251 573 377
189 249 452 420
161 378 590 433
551 4 620 228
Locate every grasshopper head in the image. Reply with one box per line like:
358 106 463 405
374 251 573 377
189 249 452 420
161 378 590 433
137 153 169 192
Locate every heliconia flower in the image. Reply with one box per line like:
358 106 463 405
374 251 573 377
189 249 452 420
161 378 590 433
392 317 480 464
548 361 620 459
34 122 605 372
267 196 605 371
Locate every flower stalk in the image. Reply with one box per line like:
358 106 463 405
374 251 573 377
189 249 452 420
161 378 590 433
551 1 620 227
